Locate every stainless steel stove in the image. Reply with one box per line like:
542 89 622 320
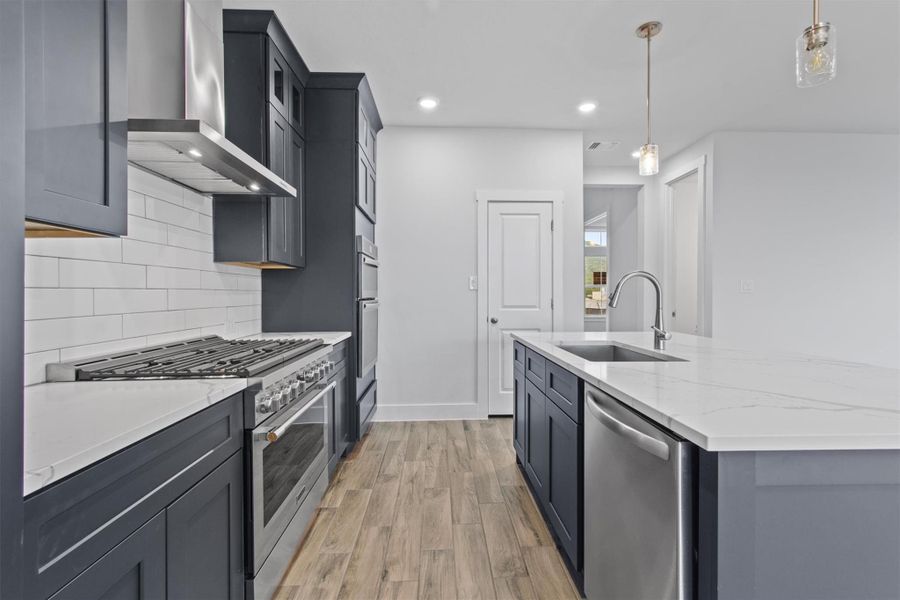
46 334 341 600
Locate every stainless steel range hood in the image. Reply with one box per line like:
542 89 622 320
127 0 295 197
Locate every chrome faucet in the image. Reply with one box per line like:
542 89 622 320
608 270 672 350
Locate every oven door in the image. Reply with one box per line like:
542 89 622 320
358 300 379 376
249 382 333 574
358 254 378 300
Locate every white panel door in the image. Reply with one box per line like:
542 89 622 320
671 173 700 334
487 201 554 415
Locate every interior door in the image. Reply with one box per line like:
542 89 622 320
670 173 700 334
487 201 553 415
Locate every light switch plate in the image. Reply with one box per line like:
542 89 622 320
739 279 755 293
469 276 478 291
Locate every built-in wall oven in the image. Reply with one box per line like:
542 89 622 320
357 236 379 377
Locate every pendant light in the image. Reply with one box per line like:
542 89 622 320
636 21 661 176
796 0 836 87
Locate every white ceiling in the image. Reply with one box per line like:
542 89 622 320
225 0 900 166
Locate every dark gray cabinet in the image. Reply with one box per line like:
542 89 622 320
214 10 309 268
24 0 128 237
262 72 381 444
524 379 549 498
24 394 244 600
49 512 166 600
513 346 583 580
166 452 244 600
513 363 526 464
545 399 581 568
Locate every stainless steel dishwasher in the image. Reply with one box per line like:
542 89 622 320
584 384 694 600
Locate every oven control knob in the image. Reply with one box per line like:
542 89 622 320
257 395 274 414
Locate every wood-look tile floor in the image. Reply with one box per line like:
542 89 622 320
274 419 582 600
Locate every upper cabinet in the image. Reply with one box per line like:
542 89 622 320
24 0 128 238
213 10 309 268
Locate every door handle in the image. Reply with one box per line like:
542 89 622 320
490 317 498 324
586 391 670 460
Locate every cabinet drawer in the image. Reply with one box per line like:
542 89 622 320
525 348 546 389
513 342 525 372
546 361 582 423
358 380 377 438
24 394 243 600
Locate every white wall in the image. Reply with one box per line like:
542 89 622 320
376 127 583 420
709 132 899 367
24 167 262 385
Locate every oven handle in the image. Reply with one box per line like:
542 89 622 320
361 256 380 268
262 382 335 443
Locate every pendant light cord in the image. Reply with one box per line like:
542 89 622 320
646 34 651 145
813 0 819 25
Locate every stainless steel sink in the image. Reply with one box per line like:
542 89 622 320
556 343 685 363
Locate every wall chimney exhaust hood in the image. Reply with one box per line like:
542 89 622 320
127 0 295 198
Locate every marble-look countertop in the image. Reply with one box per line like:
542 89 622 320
24 331 351 496
512 331 900 452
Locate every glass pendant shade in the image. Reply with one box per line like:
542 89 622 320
639 144 659 176
796 23 836 87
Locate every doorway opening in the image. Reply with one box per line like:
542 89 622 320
583 186 642 332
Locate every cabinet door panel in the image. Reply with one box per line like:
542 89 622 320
524 380 548 501
49 512 165 600
513 367 526 464
267 107 291 264
546 399 581 569
166 452 244 600
356 150 376 223
288 131 305 267
289 68 304 135
25 0 127 236
267 39 291 121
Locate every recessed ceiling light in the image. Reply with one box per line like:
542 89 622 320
418 96 439 111
187 148 202 158
248 182 260 192
578 102 597 114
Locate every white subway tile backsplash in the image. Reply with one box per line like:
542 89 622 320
127 190 146 217
28 237 122 262
25 256 59 288
128 166 184 206
123 310 186 337
146 328 204 346
24 169 262 385
24 350 60 386
127 215 168 244
182 190 213 216
24 289 93 320
60 259 146 289
123 239 213 271
146 266 204 289
227 305 261 324
95 289 167 315
145 196 202 231
184 307 226 329
59 336 149 362
26 315 122 354
168 289 259 310
167 224 212 252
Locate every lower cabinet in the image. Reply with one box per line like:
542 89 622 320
513 366 526 463
524 379 549 499
545 399 581 568
49 513 167 600
329 365 350 474
167 452 244 600
25 394 245 600
513 342 583 579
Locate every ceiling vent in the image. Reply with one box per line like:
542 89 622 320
586 140 621 151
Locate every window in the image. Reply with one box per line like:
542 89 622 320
584 214 609 316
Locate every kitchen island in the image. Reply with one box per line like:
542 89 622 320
511 331 900 600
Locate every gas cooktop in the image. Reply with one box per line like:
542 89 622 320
46 335 325 382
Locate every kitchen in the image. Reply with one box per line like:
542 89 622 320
0 0 898 599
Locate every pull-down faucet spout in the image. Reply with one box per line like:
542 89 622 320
608 270 672 350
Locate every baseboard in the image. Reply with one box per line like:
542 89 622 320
374 402 483 422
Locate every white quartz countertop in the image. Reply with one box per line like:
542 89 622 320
23 331 351 496
512 331 900 452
